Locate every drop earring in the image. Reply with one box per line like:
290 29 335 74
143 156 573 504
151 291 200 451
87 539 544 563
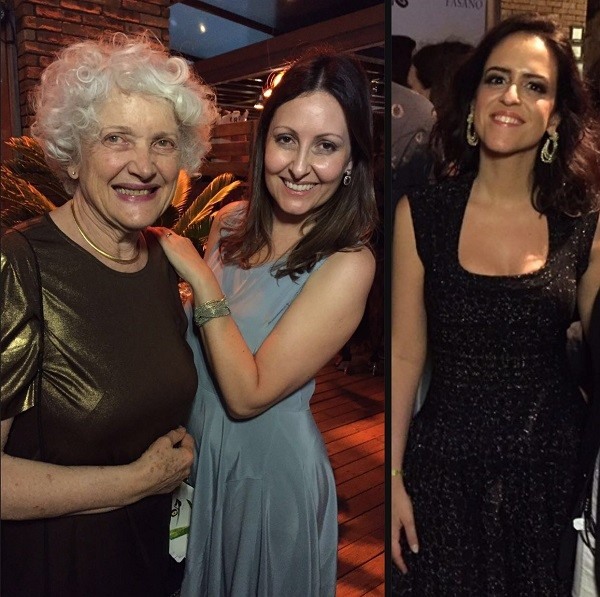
466 106 479 147
343 171 352 186
540 131 559 164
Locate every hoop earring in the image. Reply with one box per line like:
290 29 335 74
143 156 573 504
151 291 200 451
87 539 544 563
466 106 479 147
343 171 351 186
540 131 559 164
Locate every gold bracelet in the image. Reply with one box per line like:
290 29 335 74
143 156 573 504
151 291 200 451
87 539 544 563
193 296 231 328
391 468 403 477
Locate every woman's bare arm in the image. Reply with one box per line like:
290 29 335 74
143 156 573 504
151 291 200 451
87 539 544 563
391 196 428 572
1 418 194 520
155 211 375 419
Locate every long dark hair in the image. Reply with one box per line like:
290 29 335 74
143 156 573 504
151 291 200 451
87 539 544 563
431 13 600 215
220 48 377 279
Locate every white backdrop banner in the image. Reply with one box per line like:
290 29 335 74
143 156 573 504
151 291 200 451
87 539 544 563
392 0 487 46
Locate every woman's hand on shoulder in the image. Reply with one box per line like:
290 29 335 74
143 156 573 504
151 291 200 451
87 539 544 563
151 227 211 289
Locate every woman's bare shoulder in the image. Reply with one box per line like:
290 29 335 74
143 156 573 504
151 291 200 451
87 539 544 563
215 200 247 220
317 246 375 288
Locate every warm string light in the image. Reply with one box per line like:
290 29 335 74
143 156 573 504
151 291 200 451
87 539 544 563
255 68 285 110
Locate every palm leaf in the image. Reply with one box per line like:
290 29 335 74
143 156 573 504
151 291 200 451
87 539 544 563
173 173 240 237
4 136 69 207
179 218 212 247
0 165 57 228
5 136 48 168
171 170 192 212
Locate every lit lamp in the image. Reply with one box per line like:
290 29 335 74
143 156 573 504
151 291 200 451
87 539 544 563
569 25 584 72
263 70 285 99
254 69 285 111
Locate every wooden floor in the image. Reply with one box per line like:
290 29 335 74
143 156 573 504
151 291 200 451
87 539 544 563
312 358 385 597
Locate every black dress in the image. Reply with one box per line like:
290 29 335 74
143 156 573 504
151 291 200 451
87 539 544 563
1 216 197 597
393 176 599 596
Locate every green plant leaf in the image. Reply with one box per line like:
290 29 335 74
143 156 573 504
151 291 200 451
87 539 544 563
171 170 192 212
0 165 58 228
4 136 69 207
173 173 241 237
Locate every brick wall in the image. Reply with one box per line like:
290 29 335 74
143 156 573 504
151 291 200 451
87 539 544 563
500 0 587 34
13 0 171 134
500 0 597 72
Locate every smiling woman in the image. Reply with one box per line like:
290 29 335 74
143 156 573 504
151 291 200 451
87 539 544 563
1 32 217 597
70 91 183 246
391 13 600 597
153 49 378 596
472 33 560 161
264 91 353 221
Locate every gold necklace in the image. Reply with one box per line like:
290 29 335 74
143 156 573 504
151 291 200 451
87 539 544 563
71 203 141 265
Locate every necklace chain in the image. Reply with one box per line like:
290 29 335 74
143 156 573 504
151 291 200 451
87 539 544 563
71 203 141 265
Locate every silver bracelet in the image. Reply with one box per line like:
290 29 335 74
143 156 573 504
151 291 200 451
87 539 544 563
193 296 231 328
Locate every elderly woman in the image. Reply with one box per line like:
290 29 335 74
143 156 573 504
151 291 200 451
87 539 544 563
392 13 600 596
155 49 378 596
1 34 216 596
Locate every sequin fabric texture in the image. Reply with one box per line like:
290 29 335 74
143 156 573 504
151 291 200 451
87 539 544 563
392 175 599 597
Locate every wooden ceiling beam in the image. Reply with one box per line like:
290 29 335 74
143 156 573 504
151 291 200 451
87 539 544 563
177 0 278 36
192 4 384 85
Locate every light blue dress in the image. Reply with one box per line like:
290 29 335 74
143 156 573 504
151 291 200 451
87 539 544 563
181 241 338 597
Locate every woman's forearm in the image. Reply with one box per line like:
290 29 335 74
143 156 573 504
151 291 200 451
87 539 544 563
391 357 424 471
188 251 374 419
1 453 147 519
1 422 193 520
186 274 265 417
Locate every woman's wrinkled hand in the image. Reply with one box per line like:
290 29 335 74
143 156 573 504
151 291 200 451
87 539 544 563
391 476 419 573
134 426 194 497
151 227 209 285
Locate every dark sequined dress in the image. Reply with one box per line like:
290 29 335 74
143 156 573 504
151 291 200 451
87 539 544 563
393 176 599 597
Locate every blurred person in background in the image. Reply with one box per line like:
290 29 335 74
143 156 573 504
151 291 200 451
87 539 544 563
408 40 474 116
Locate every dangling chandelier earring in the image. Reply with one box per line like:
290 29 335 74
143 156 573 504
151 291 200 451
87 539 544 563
540 131 559 164
466 106 479 147
343 170 352 186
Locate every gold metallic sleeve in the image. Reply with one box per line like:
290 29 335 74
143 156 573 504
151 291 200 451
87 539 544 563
1 232 42 420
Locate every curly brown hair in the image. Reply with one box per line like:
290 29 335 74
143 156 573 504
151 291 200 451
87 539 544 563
431 13 600 216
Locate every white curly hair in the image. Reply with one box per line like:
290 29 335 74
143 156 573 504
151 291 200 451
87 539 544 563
31 32 218 195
